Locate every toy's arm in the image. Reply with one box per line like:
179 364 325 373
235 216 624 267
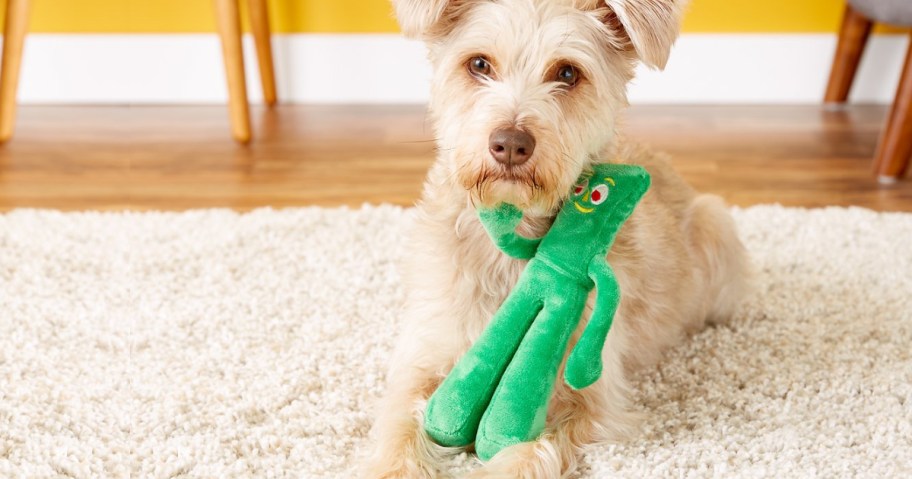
564 254 621 390
477 203 543 260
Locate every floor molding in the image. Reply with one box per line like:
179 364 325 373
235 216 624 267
13 33 910 104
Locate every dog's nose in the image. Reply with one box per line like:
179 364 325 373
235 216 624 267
488 127 536 166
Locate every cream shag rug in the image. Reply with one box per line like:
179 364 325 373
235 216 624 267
0 205 910 478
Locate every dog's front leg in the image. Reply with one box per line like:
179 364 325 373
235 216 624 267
363 374 442 478
363 306 471 478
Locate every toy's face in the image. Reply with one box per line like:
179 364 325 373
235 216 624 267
543 165 648 257
570 176 615 215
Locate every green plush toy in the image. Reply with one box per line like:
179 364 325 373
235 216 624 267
424 163 650 461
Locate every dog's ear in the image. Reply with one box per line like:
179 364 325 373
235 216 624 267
392 0 469 39
601 0 685 70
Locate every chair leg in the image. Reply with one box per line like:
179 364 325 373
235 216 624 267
824 4 873 105
0 0 31 143
214 0 252 143
873 35 912 183
248 0 277 106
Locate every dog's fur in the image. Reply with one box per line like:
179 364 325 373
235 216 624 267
364 0 751 477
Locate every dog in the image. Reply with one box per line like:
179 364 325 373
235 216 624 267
364 0 751 477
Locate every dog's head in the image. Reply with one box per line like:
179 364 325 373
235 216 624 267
394 0 684 212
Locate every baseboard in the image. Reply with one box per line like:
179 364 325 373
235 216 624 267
13 33 910 105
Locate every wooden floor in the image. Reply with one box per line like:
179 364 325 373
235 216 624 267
1 105 910 212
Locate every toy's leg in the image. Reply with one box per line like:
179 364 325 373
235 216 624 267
424 288 543 447
467 370 636 479
474 291 585 461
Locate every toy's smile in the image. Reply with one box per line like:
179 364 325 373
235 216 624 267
573 202 593 214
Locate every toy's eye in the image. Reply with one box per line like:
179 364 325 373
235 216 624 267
590 184 609 205
573 181 588 196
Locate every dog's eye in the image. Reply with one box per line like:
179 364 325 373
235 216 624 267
555 64 580 87
590 184 609 205
468 56 493 79
573 182 588 196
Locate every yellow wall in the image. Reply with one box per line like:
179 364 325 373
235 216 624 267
0 0 902 34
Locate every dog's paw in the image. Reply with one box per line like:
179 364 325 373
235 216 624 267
361 455 436 479
464 440 562 479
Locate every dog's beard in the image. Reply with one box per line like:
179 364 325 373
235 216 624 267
456 156 570 212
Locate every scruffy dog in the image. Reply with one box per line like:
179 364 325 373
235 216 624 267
365 0 750 477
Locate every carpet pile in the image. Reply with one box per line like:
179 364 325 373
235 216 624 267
0 205 909 477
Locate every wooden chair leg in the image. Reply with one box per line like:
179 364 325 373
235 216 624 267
873 35 912 183
824 4 873 105
0 0 31 143
248 0 277 106
214 0 252 143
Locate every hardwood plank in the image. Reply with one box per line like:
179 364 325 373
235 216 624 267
0 105 909 212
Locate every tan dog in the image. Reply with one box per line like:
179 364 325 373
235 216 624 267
365 0 751 477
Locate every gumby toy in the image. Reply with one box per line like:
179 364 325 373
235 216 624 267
424 163 650 461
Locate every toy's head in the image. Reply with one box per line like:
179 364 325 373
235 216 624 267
569 163 649 218
539 163 650 260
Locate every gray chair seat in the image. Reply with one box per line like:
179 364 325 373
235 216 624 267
849 0 912 26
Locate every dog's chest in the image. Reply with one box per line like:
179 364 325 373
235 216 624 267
449 210 563 340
